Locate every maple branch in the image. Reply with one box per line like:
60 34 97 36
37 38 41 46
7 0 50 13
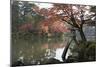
80 9 85 28
62 18 78 28
70 12 80 28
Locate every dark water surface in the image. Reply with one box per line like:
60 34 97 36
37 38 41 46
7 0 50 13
12 36 70 65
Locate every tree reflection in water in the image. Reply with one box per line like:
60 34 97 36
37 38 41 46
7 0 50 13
12 37 70 66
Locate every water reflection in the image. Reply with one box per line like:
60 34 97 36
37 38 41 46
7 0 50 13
12 37 67 65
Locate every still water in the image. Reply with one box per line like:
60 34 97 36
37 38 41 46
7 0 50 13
12 36 72 65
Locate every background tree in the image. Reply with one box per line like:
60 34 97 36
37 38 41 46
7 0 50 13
12 1 44 33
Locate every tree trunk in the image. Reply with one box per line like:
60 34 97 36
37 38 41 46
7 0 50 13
62 27 87 62
62 39 73 62
78 28 87 43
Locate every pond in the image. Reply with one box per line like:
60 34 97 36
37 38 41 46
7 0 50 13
12 36 72 66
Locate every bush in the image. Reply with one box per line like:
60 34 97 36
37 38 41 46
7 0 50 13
67 41 96 62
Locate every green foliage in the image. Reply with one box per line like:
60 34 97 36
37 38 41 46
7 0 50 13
90 6 96 12
85 41 96 61
68 41 96 62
